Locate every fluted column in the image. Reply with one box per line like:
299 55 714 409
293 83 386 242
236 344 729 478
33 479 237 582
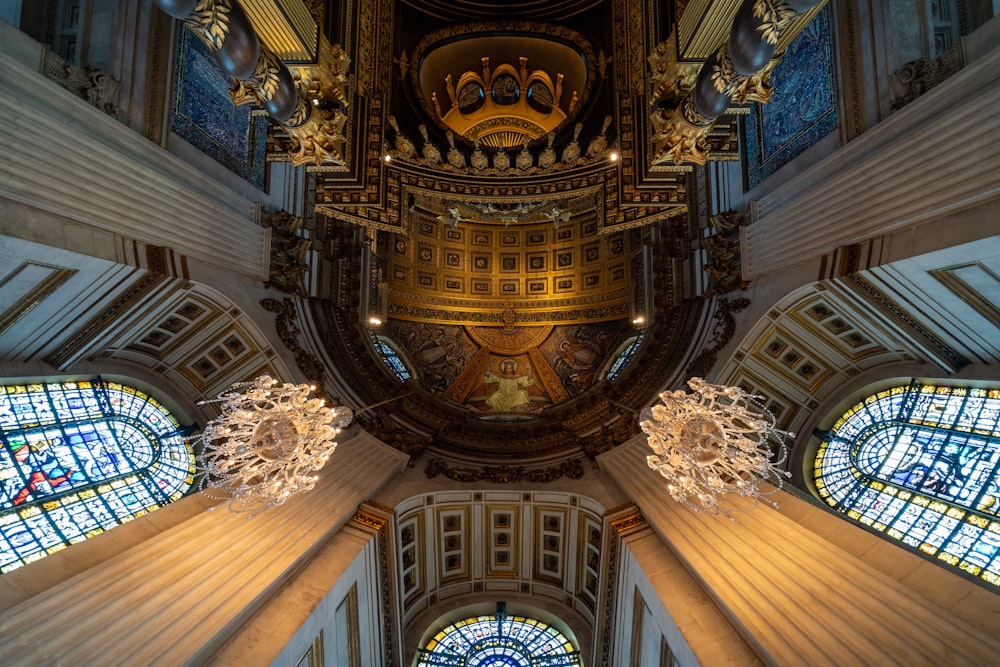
599 436 1000 666
0 49 267 279
744 46 1000 278
0 430 408 665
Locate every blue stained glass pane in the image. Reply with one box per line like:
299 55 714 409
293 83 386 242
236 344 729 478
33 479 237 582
369 331 412 381
816 381 1000 586
606 334 644 382
416 612 580 667
0 379 195 572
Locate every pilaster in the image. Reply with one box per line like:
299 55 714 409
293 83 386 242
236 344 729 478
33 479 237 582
744 45 1000 279
0 46 268 279
599 435 1000 666
0 430 409 665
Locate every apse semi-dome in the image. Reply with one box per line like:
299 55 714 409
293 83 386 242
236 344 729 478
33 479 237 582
407 23 598 149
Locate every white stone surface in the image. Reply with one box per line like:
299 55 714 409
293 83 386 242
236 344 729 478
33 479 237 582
0 431 408 666
599 436 1000 667
0 49 267 279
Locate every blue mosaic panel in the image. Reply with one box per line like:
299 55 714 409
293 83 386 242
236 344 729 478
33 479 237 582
744 6 838 189
171 29 267 189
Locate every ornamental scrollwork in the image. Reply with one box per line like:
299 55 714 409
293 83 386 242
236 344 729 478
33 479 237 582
424 458 586 482
650 107 713 166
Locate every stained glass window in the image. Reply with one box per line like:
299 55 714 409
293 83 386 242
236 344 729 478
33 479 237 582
416 603 582 667
606 333 644 382
0 379 196 573
815 381 1000 586
368 331 412 382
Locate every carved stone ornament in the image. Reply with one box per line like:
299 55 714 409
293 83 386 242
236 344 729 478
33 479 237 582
647 37 699 106
702 210 750 296
650 105 713 166
232 38 351 166
729 56 780 104
43 49 120 116
424 458 585 483
291 39 351 111
282 107 348 166
888 47 964 111
264 210 310 296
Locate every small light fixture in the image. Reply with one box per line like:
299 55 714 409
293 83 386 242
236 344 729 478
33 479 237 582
632 315 645 326
609 151 619 162
369 317 382 326
384 154 392 162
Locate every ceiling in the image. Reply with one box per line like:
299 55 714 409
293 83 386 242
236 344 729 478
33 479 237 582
293 0 717 470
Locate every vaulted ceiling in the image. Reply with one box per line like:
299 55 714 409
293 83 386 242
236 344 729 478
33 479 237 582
296 0 721 472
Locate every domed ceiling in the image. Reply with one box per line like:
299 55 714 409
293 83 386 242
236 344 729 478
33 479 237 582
409 24 595 149
304 0 718 478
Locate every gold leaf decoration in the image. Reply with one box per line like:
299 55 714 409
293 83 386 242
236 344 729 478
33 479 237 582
183 0 232 52
752 0 797 46
710 46 735 93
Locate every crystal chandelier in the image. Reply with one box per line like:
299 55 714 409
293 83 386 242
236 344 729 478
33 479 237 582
194 376 353 517
640 378 792 517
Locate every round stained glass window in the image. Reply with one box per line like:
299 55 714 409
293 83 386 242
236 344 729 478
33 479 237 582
491 75 520 105
458 83 485 114
416 603 582 667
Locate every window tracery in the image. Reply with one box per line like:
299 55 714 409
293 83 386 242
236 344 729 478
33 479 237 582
0 379 195 572
815 381 1000 586
416 603 581 666
369 331 412 382
605 333 644 381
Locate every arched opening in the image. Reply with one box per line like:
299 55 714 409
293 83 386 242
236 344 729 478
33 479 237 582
814 380 1000 587
369 330 414 382
415 601 583 667
0 377 196 572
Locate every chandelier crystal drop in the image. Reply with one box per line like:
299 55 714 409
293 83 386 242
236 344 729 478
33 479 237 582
640 377 792 517
194 376 353 517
